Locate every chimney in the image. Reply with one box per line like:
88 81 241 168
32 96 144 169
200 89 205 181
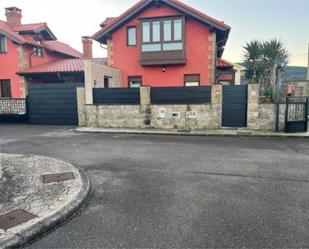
5 7 22 26
82 36 93 59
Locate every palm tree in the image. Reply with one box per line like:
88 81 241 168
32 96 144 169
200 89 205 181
243 40 263 84
262 39 289 94
243 39 289 98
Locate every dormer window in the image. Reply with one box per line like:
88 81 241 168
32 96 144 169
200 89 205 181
0 36 7 53
34 46 43 57
140 16 185 66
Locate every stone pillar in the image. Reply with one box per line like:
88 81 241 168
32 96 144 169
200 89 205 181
247 84 260 129
208 32 217 84
84 60 93 105
76 87 86 126
211 84 222 105
211 84 222 129
140 86 151 105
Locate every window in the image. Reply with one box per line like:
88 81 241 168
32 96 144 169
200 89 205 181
142 22 151 43
34 46 43 56
0 80 12 98
174 19 182 41
163 20 172 41
0 36 7 53
141 17 184 52
128 76 142 88
184 74 200 87
127 27 136 46
104 76 112 88
152 21 160 42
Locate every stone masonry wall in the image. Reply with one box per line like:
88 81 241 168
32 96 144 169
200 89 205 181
0 99 26 114
78 84 286 131
77 86 222 130
247 84 286 131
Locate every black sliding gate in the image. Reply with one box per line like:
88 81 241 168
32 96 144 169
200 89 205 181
222 85 248 127
285 97 308 133
27 83 81 125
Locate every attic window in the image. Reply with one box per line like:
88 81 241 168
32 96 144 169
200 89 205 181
34 46 43 57
0 36 7 53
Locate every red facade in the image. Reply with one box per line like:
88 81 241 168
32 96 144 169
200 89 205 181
93 0 231 87
0 7 82 98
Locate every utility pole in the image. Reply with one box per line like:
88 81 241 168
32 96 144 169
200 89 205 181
307 43 309 80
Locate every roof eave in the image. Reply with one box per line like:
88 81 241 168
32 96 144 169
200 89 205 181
18 70 84 75
93 0 231 43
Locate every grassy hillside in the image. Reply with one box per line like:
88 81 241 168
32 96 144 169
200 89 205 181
283 66 307 84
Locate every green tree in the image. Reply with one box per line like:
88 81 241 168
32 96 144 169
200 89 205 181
243 39 289 98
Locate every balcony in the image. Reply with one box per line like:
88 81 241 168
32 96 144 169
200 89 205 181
140 46 186 66
139 16 186 66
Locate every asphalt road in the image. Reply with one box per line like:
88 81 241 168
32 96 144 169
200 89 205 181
0 124 309 249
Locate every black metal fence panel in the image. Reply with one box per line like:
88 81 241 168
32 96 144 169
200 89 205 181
151 86 211 104
93 88 140 105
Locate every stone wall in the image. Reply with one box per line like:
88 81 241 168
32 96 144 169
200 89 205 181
77 86 222 130
78 84 287 131
0 98 26 114
247 84 286 131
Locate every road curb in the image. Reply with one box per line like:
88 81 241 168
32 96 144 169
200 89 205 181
75 127 309 139
0 161 91 249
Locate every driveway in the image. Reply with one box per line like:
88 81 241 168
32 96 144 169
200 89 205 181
0 125 309 248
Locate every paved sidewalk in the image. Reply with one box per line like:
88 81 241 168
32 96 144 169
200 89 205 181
0 153 90 249
76 127 309 138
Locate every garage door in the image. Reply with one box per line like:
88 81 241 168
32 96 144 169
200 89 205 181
27 83 81 125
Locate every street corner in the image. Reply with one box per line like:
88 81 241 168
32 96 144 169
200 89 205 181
0 153 91 249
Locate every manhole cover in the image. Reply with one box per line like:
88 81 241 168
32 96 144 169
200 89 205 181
42 172 75 184
0 210 37 231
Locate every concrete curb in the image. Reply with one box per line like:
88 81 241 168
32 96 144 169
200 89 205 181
0 159 91 249
75 127 309 139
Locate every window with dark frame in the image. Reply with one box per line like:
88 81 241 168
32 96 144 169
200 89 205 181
128 76 142 88
34 46 43 56
127 26 137 46
184 74 200 87
0 79 12 98
0 36 7 53
141 16 184 52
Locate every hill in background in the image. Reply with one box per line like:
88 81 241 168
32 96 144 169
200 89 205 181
283 66 307 84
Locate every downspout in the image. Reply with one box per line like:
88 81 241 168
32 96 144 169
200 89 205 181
28 50 36 67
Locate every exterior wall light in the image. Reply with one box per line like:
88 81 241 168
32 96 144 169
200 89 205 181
161 66 166 72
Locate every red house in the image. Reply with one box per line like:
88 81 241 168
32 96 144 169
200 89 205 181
0 7 82 98
93 0 232 88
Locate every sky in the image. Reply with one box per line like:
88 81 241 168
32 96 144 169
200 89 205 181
1 0 308 66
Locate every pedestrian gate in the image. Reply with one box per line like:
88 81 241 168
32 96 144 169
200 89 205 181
285 97 308 133
222 85 248 127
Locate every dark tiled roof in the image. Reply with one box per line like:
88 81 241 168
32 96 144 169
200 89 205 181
43 40 83 58
0 20 80 58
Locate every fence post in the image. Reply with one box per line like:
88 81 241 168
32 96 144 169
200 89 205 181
140 86 151 105
247 84 260 130
84 59 94 105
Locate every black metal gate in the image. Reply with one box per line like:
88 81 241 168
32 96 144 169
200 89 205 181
285 97 308 133
27 83 81 125
222 85 248 127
